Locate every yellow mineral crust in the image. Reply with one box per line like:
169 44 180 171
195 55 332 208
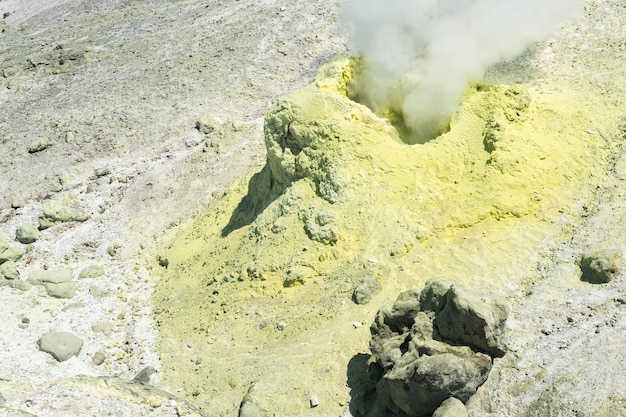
153 56 617 415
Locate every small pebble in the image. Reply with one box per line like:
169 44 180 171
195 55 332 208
353 321 362 328
310 395 319 408
277 321 287 331
92 352 106 365
187 341 193 348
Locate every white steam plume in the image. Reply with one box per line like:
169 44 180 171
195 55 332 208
341 0 582 143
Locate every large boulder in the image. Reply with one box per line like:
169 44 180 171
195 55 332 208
368 278 508 417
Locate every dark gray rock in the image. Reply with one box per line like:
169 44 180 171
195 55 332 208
37 331 83 362
369 281 508 416
372 308 491 416
433 397 468 417
435 285 508 357
420 277 453 313
370 287 421 367
378 346 491 417
580 249 620 283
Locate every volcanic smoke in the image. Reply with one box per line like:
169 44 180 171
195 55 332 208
341 0 582 144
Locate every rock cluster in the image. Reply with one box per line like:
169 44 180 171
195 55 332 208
199 117 246 154
368 278 508 417
0 230 28 290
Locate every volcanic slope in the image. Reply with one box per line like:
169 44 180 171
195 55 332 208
154 52 624 416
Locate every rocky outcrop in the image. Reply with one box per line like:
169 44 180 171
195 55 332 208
368 278 508 417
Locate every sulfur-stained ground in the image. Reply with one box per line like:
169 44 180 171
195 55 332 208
1 0 625 416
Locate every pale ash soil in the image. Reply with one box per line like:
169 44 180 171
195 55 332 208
0 0 625 416
0 0 345 415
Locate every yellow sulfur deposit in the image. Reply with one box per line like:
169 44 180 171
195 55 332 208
153 56 618 416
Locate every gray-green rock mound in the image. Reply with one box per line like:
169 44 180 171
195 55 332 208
0 261 20 280
0 244 25 264
37 331 83 362
580 249 620 284
29 268 77 299
39 194 89 230
15 224 39 244
78 264 105 279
